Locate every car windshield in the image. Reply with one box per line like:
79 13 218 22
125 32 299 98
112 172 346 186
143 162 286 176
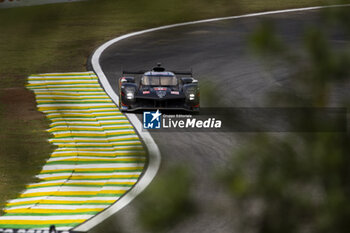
142 75 177 86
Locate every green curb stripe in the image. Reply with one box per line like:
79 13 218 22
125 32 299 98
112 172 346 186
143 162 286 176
55 141 142 145
29 78 97 81
41 176 140 181
26 184 134 189
52 131 137 135
31 72 95 77
51 150 144 154
50 154 145 159
53 133 138 138
24 194 126 198
37 97 111 100
49 138 140 142
49 126 134 130
38 101 114 104
50 123 132 127
40 168 145 175
54 146 144 150
28 82 99 86
49 128 134 133
0 72 147 230
50 154 146 157
48 115 125 118
45 160 146 165
29 86 102 89
38 98 112 101
30 82 99 86
31 76 98 78
39 107 118 110
54 145 143 148
4 212 100 217
39 105 115 108
34 91 104 94
44 108 120 112
49 117 126 120
49 117 125 120
30 77 98 81
34 89 104 92
0 223 81 228
6 202 114 208
46 111 119 114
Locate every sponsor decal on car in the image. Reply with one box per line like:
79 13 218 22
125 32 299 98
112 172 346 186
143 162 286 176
154 87 167 91
156 90 167 98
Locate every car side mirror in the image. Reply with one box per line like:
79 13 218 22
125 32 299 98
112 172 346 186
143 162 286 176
181 77 194 84
120 77 135 83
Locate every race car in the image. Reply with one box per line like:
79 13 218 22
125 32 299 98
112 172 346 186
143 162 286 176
118 64 200 112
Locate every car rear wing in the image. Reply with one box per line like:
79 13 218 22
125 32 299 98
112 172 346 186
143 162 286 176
122 70 193 76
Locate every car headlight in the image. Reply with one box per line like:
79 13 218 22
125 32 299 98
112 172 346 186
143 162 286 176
126 92 134 99
124 86 135 100
186 87 197 101
189 93 195 100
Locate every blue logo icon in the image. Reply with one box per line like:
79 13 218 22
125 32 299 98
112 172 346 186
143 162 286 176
143 110 162 129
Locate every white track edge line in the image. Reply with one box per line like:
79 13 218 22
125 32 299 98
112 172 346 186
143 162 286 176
73 4 350 232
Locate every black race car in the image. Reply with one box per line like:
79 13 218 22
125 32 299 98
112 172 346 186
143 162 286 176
118 64 200 112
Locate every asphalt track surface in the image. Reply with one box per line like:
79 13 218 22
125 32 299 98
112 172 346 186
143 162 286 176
91 10 349 233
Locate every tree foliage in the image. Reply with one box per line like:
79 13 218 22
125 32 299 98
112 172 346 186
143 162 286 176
222 5 350 233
